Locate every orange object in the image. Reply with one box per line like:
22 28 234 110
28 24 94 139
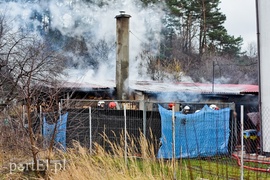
109 102 117 109
168 103 175 108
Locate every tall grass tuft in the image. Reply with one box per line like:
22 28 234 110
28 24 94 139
51 132 178 180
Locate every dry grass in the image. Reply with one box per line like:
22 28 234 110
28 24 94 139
0 132 179 179
51 133 174 180
3 131 267 179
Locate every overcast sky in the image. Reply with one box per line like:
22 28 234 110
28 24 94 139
219 0 257 50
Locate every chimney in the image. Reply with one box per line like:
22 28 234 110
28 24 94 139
115 11 131 100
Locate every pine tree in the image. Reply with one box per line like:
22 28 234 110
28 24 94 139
164 0 243 57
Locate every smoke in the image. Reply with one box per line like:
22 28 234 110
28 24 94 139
1 2 42 34
1 0 165 84
155 92 202 102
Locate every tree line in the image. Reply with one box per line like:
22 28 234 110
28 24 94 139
138 0 258 84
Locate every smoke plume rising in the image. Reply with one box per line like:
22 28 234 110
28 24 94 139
1 0 165 84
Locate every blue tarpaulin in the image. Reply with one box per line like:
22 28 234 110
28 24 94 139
157 105 230 159
43 112 68 150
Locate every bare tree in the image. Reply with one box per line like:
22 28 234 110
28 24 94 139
245 42 258 58
0 14 67 178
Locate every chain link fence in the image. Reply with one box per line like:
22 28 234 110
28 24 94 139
2 99 270 179
59 100 236 155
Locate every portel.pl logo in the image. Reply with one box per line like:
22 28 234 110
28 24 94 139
9 159 66 174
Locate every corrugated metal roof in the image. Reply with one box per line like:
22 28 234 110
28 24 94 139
130 81 259 95
60 81 115 90
61 80 258 94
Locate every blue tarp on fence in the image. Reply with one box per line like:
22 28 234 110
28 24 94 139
43 112 68 150
157 105 230 159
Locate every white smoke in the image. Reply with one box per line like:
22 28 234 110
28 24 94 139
1 0 165 83
2 2 42 33
48 0 165 82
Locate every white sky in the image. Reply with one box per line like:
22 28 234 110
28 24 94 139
219 0 257 50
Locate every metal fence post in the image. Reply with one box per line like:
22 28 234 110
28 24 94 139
124 105 127 165
89 106 92 154
59 102 62 122
172 105 176 179
40 105 42 138
240 105 244 180
230 103 236 154
143 101 146 137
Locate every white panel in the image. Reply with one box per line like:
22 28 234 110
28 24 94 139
258 0 270 153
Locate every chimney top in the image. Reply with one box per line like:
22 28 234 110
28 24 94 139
115 11 131 18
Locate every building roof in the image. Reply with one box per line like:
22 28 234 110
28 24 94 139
60 81 115 91
130 81 258 95
61 80 258 95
